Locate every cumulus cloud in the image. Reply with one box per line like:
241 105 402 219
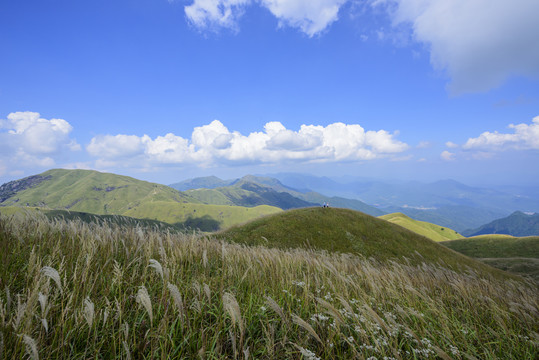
184 0 349 36
0 112 80 173
440 150 455 161
380 0 539 93
87 134 149 159
86 120 408 167
462 116 539 151
445 141 458 149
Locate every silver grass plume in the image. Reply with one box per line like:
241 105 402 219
136 286 153 324
264 296 286 322
41 318 48 333
22 334 39 360
203 283 211 303
83 297 95 327
167 283 184 316
40 266 62 294
123 341 131 360
13 297 26 330
291 314 322 344
202 249 208 268
223 292 243 333
148 259 164 281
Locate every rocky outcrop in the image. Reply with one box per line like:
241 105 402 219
0 175 52 203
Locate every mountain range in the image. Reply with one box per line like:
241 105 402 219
2 169 538 236
462 211 539 237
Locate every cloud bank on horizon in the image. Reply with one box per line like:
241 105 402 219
2 111 539 179
184 0 539 94
87 119 408 167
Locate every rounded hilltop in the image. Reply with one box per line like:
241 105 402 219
217 207 508 273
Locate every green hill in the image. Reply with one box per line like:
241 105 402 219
462 211 539 237
217 207 505 273
441 235 539 281
379 212 462 242
441 235 539 258
0 169 281 230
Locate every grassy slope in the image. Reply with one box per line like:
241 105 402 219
0 169 197 213
441 235 539 258
441 235 539 281
217 207 506 274
123 201 281 229
0 169 282 229
379 212 462 242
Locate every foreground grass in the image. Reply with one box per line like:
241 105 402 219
1 213 538 359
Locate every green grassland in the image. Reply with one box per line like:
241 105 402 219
441 235 539 258
0 169 198 213
0 169 282 230
441 235 539 281
1 211 537 359
379 212 462 242
217 207 509 274
123 201 281 229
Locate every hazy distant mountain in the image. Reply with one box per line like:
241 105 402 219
185 179 316 210
462 211 539 237
174 175 385 216
270 173 539 213
169 176 233 191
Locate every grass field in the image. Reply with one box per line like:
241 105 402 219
379 213 462 242
441 235 539 282
441 235 539 258
1 212 538 359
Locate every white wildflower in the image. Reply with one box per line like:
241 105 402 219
298 346 321 360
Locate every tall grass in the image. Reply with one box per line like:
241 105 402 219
0 211 538 359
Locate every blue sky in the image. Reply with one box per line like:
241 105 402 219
1 0 539 186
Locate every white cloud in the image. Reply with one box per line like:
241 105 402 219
184 0 350 36
440 150 455 161
445 141 458 149
462 116 539 151
86 120 408 168
185 0 251 31
261 0 348 37
87 134 149 159
380 0 539 94
0 111 80 171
